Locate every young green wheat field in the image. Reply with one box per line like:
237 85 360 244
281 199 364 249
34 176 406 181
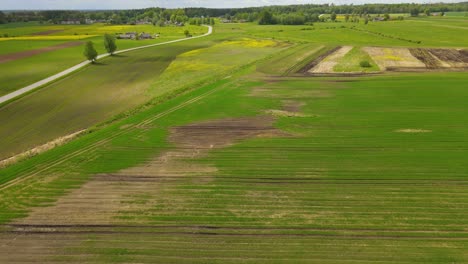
0 15 468 263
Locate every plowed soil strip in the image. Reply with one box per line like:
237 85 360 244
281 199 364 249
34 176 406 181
409 48 443 69
0 41 82 64
6 224 468 234
428 49 468 66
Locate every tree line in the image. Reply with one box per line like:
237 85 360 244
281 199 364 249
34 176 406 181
0 2 467 25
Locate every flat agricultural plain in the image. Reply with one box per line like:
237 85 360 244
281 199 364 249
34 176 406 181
1 15 468 263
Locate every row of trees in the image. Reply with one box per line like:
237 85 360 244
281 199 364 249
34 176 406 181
1 3 467 25
0 11 5 24
188 17 215 26
83 34 117 63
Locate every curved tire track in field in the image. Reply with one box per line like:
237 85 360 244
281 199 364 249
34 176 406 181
0 78 225 191
0 25 213 105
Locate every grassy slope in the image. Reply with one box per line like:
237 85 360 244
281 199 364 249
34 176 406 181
334 47 380 72
0 24 208 96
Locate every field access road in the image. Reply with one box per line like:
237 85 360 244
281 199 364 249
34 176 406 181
0 25 213 105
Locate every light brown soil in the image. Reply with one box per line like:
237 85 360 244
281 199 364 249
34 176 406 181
363 47 426 70
282 100 305 113
298 46 341 73
428 49 468 67
309 46 353 73
0 130 86 168
0 116 286 261
30 29 64 36
0 41 82 64
395 129 432 133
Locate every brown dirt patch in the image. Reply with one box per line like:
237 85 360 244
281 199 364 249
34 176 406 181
170 116 284 149
428 49 468 67
30 29 64 36
409 48 445 69
309 46 353 73
0 41 83 64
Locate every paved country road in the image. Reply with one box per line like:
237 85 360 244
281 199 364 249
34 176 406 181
0 25 213 105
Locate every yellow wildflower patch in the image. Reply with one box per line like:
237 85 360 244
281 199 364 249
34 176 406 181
218 38 278 48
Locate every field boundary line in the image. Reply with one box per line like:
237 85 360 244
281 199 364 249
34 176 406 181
0 25 213 105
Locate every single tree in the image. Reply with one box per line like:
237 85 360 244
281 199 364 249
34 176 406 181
157 19 165 27
0 11 6 24
258 10 274 25
330 12 337 22
424 9 431 16
345 14 350 22
83 41 98 63
364 17 369 24
103 34 117 55
410 8 420 17
210 18 215 25
383 13 390 21
184 30 191 37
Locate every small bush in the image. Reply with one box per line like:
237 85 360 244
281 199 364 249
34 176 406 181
360 60 372 68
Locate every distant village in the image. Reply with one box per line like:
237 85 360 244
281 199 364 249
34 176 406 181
116 32 159 40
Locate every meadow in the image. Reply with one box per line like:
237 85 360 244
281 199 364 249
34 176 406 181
0 14 468 263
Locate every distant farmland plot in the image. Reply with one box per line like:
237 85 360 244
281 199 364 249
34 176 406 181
240 16 468 47
445 11 468 17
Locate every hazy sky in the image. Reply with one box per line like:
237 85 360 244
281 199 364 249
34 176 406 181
1 0 462 10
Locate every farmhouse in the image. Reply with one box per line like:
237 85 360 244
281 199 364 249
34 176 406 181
117 32 137 39
139 33 154 39
60 20 81 25
373 17 385 21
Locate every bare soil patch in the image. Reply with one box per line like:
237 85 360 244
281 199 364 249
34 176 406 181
265 109 312 118
30 29 64 36
428 49 468 67
282 100 305 113
0 130 86 168
395 129 432 133
364 47 426 70
309 46 353 73
0 41 82 64
298 46 341 73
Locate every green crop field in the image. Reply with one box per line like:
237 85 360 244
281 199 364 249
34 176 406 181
0 12 468 263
